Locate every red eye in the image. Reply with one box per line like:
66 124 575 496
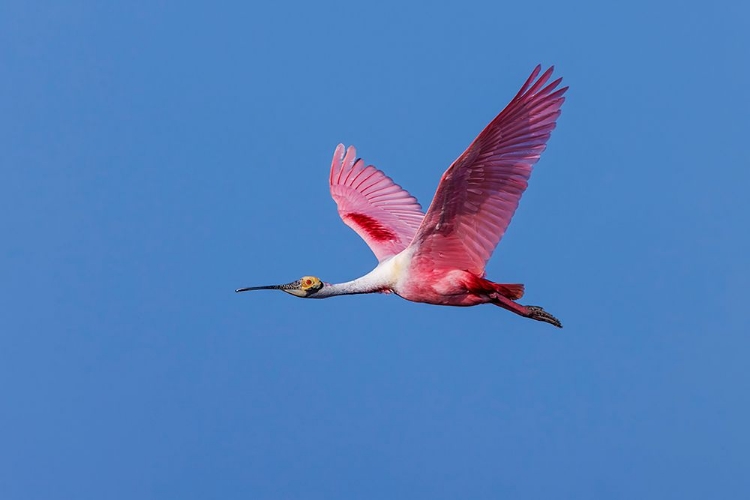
305 279 312 286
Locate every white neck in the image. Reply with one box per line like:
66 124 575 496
309 257 402 299
312 280 376 298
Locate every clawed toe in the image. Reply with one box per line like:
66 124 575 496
526 306 563 328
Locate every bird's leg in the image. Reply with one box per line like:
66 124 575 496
525 306 563 328
490 294 563 328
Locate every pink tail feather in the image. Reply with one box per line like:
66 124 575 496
466 275 525 300
494 283 524 300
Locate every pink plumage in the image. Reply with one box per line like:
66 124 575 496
238 66 567 328
410 65 566 278
329 144 424 262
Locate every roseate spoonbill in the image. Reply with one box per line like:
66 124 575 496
237 65 567 327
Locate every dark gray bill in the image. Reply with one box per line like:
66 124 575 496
235 280 301 293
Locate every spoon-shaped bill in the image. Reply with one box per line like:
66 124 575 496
235 285 283 293
235 280 302 293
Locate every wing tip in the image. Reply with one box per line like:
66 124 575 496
331 143 360 185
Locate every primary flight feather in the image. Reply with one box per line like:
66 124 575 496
237 65 567 328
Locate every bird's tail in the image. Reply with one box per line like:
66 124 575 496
465 275 525 300
493 283 524 300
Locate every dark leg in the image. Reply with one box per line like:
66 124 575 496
490 294 563 328
525 306 563 328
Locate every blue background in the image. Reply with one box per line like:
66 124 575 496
2 1 748 498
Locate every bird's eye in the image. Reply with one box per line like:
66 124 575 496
305 279 312 286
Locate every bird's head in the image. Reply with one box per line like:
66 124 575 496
235 276 324 298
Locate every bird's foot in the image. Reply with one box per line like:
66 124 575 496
526 306 563 328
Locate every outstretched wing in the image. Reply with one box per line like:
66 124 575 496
329 144 425 262
409 66 567 276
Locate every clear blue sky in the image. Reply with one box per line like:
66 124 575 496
2 1 748 498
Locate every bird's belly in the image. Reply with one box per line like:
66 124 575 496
395 269 487 307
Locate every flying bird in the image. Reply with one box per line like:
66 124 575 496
237 65 567 327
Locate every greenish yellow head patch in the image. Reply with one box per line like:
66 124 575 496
300 276 322 292
281 276 323 297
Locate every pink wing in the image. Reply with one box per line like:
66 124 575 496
409 66 567 276
329 144 425 262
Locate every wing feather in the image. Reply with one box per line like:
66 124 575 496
409 66 567 276
329 144 424 262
